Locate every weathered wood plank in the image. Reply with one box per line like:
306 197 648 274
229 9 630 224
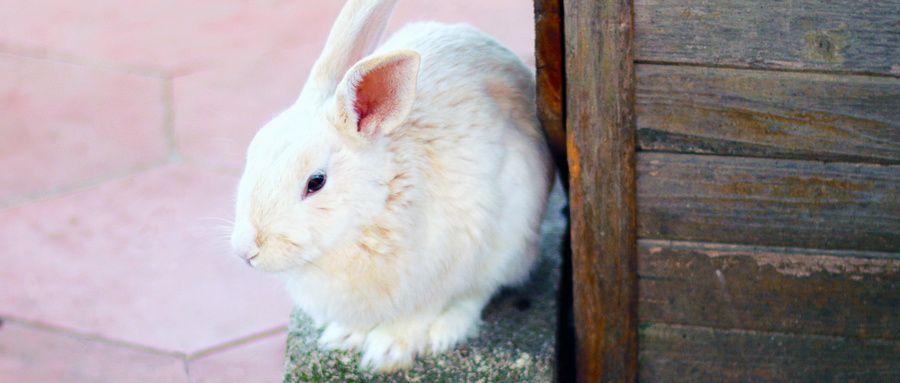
635 0 900 76
534 0 568 188
564 0 638 380
637 153 900 252
638 239 900 340
534 4 575 380
639 324 900 382
636 65 900 164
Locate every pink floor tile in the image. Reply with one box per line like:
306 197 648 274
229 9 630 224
0 1 537 378
0 164 293 354
172 45 318 170
0 53 168 206
0 1 532 75
0 320 189 383
390 0 536 58
0 0 343 75
189 331 287 383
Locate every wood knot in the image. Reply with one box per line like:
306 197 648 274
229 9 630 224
804 30 846 63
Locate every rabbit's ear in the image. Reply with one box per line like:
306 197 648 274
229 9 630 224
307 0 398 97
333 50 420 138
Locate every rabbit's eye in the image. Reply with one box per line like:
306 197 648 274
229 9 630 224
304 172 326 198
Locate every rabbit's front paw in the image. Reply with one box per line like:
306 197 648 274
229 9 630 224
359 324 427 372
427 297 483 354
318 322 366 351
427 314 477 354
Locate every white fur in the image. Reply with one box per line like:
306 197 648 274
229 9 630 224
231 0 553 372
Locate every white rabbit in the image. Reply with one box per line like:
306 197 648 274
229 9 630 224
230 0 553 372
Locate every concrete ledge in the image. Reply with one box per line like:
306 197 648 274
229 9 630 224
283 184 565 382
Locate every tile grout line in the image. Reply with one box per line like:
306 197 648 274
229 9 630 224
0 65 186 213
183 357 195 383
161 76 184 162
0 43 168 79
0 155 246 213
0 41 249 81
0 41 186 212
0 315 187 359
0 159 171 212
186 324 289 361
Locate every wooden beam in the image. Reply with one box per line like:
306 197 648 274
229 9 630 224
638 239 900 340
635 65 900 165
634 0 900 76
639 323 900 382
534 1 576 382
637 153 900 252
535 0 568 189
564 0 639 381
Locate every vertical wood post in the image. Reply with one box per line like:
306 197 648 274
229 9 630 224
535 0 568 189
534 1 576 381
564 0 638 381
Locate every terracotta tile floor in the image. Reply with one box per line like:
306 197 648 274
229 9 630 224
0 1 534 382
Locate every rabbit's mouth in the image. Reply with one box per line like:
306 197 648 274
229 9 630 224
244 250 300 273
246 254 272 271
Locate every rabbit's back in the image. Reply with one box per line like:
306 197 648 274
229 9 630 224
378 22 541 138
378 21 553 293
379 21 545 171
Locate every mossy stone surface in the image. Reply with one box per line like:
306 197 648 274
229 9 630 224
283 185 566 382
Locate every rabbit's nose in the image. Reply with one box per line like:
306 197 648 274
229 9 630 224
243 253 260 267
239 248 259 261
232 243 260 263
238 249 260 267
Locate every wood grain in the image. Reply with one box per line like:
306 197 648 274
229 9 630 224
639 323 900 382
635 0 900 76
636 65 900 164
638 239 900 340
637 153 900 252
564 0 638 381
534 0 568 188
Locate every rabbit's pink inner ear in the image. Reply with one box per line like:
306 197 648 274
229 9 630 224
354 60 402 135
348 52 419 138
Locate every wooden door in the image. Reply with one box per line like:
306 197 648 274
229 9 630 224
536 0 900 381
